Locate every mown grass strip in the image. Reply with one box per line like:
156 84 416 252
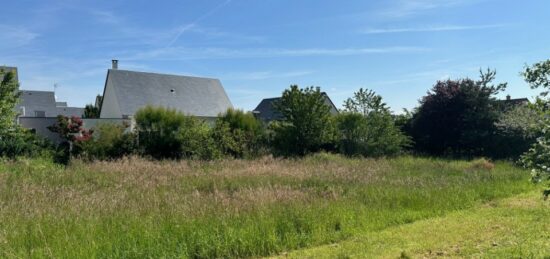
281 192 550 258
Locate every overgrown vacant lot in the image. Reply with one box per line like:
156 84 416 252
0 155 536 258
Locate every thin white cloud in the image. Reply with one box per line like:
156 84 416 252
362 24 507 34
167 0 233 47
122 46 429 60
224 70 315 81
381 0 479 18
90 10 122 25
0 25 39 47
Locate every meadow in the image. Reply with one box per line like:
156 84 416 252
0 154 539 258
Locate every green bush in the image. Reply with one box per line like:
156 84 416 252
338 88 410 157
79 123 136 161
135 106 219 160
0 130 52 159
335 112 409 157
213 109 265 158
520 120 550 199
270 85 336 156
135 106 189 159
177 116 220 160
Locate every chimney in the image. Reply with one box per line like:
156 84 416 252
112 59 118 70
506 94 511 101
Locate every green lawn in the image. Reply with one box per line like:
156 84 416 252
0 154 540 258
282 191 550 258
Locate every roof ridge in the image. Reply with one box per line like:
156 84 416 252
109 69 219 81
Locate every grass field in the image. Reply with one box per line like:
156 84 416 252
0 154 541 258
281 191 550 258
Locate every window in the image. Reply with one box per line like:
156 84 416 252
34 111 46 117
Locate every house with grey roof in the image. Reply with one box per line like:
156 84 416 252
253 92 339 122
16 90 84 118
499 95 529 106
99 60 233 119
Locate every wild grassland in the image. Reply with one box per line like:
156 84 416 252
0 154 535 258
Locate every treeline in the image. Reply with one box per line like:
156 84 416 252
40 69 536 163
48 85 410 162
0 68 539 163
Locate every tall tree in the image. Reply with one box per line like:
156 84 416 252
0 69 20 137
520 59 550 199
271 85 334 156
338 88 410 157
83 104 100 118
343 88 389 115
410 69 506 157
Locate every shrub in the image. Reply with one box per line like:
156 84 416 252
48 116 93 164
135 106 219 160
177 116 220 160
335 112 410 157
135 106 188 159
491 103 539 159
0 130 52 158
520 121 550 199
79 123 136 161
270 85 336 156
213 109 265 158
337 88 410 157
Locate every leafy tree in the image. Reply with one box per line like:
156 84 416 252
0 69 20 137
84 104 100 118
271 85 335 156
520 59 550 199
495 103 540 138
337 89 410 157
410 69 506 157
343 88 389 115
523 59 550 97
0 69 53 158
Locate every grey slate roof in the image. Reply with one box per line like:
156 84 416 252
102 69 233 117
56 107 85 117
16 90 58 117
16 90 84 117
253 92 339 122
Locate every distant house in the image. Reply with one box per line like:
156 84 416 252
16 90 84 118
99 60 233 119
500 95 529 106
253 92 339 122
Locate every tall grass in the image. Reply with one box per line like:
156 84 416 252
0 154 532 258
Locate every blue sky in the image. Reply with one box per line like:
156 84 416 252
2 0 550 112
